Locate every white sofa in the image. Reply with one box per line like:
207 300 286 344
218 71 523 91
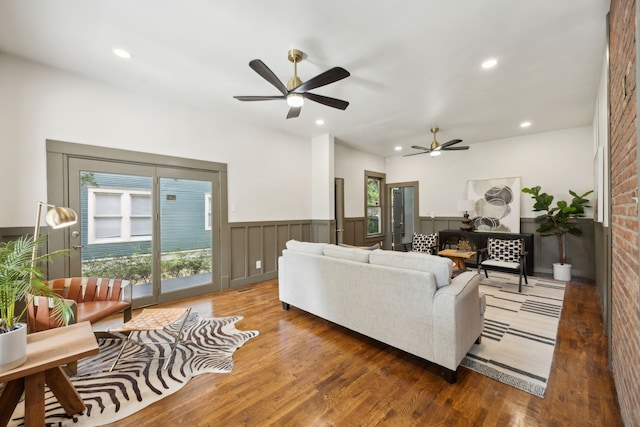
278 240 485 383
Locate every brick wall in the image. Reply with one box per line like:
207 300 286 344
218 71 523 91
609 0 640 425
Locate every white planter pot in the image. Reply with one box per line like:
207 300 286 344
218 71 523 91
0 322 27 372
553 263 572 282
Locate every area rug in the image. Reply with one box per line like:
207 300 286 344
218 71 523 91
8 315 259 427
461 272 565 398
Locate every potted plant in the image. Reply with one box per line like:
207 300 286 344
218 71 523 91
0 235 74 371
522 186 593 281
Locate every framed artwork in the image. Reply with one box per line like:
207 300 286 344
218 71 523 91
467 177 521 233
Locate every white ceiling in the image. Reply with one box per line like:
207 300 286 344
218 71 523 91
0 1 609 157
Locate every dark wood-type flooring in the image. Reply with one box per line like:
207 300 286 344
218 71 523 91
88 276 622 426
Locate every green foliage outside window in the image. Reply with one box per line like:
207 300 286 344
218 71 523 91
82 249 211 284
367 177 382 235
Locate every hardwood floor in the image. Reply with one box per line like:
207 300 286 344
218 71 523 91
93 277 622 426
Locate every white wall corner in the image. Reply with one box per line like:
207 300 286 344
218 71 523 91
311 134 335 220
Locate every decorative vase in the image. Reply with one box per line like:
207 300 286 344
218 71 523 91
0 322 27 372
552 263 572 282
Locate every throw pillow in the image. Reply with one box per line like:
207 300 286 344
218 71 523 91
411 233 437 254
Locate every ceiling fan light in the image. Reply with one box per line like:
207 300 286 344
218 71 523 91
287 93 304 107
430 150 441 157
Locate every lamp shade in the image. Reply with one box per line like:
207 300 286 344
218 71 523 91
44 206 77 229
457 200 475 213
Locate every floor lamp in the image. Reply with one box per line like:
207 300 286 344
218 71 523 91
31 202 78 279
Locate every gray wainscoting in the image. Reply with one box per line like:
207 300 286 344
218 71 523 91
228 220 313 288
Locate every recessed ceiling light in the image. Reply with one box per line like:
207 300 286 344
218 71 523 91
394 146 402 151
481 58 498 69
315 119 325 126
113 48 132 59
520 121 532 128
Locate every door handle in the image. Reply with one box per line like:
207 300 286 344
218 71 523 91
337 229 344 232
72 244 83 250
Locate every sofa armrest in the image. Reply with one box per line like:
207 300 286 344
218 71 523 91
431 271 484 370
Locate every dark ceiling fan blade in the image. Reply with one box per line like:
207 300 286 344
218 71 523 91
303 92 349 110
286 106 302 119
291 67 350 93
249 59 288 95
233 95 286 101
442 146 470 151
438 138 463 149
411 145 431 152
404 151 430 157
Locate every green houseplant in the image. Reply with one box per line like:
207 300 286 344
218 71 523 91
522 186 593 280
0 235 74 371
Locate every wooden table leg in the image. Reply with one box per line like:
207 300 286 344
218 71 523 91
0 378 25 427
45 366 86 415
24 371 45 427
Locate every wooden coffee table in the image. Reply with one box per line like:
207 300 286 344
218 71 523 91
0 321 99 427
438 249 477 271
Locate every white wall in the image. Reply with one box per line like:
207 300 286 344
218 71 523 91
0 53 596 229
334 143 385 218
384 126 595 218
311 134 334 220
0 53 312 226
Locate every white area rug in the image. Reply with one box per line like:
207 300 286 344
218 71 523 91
8 315 259 426
462 272 565 397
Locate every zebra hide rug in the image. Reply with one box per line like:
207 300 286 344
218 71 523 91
8 315 259 427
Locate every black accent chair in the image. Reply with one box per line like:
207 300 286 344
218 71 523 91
477 237 528 292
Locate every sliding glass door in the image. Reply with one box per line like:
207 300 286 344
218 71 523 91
68 158 219 307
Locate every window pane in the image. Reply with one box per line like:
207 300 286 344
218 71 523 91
368 207 382 234
131 217 152 236
367 178 380 206
366 174 383 236
131 194 151 216
95 218 122 238
95 193 121 215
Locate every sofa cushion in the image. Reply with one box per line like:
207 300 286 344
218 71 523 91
338 242 381 250
285 240 330 255
323 245 371 263
369 249 452 288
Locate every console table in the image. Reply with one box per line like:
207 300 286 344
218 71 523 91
438 229 534 275
0 321 99 427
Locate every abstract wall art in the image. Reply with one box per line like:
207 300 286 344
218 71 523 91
467 177 521 233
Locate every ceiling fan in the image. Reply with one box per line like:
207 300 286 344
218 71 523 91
406 127 469 157
233 49 350 119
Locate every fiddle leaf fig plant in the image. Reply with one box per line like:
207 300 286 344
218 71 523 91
522 186 593 265
0 235 74 333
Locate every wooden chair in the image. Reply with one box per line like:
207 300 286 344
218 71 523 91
27 277 132 374
477 238 528 292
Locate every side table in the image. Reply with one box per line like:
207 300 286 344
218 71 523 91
0 321 99 427
437 249 477 272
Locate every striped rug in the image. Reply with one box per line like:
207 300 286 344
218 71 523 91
462 272 565 398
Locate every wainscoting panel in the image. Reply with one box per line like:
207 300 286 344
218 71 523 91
229 220 312 288
343 217 365 246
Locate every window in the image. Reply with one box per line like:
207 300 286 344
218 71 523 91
365 171 385 236
88 187 152 244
